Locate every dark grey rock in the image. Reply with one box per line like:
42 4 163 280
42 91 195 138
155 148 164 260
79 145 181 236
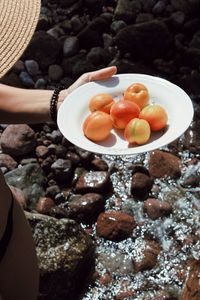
19 71 34 88
51 158 73 182
114 0 141 23
25 60 40 76
5 163 47 208
48 64 64 82
115 20 172 61
26 212 95 300
110 20 127 34
63 36 79 57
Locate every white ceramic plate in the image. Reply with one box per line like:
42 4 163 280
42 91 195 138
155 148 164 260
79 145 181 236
57 74 194 155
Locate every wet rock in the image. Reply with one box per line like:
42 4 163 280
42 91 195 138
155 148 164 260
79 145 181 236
183 120 200 153
131 172 154 200
132 240 161 272
98 272 112 286
148 150 181 179
0 124 36 156
153 290 176 300
114 0 141 23
91 158 109 171
51 159 73 182
24 31 61 69
144 198 172 220
68 193 105 224
75 171 112 194
96 210 136 241
9 185 27 209
0 153 17 171
98 251 134 274
115 20 172 61
115 290 136 300
182 259 200 300
5 163 47 209
180 161 200 188
26 212 95 300
36 196 56 214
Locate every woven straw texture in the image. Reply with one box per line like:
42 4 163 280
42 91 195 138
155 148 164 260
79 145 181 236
0 0 41 78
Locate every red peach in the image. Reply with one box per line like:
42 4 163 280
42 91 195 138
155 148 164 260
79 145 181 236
110 100 140 129
83 111 113 142
89 93 114 114
139 104 168 131
124 83 149 109
124 118 151 145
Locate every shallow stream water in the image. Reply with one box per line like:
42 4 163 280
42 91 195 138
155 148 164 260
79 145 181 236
81 148 200 299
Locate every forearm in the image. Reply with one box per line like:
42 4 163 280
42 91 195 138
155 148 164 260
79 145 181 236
0 84 65 124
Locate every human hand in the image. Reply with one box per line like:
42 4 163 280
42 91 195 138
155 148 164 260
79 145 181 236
57 66 117 109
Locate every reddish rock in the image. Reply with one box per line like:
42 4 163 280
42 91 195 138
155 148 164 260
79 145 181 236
182 260 200 300
35 145 49 158
68 193 105 224
0 124 36 156
132 240 161 272
144 198 172 220
99 272 112 286
0 153 17 171
131 172 154 200
91 158 109 171
36 196 55 214
148 150 181 179
96 210 136 241
10 185 27 209
154 290 175 300
75 171 112 194
115 290 135 300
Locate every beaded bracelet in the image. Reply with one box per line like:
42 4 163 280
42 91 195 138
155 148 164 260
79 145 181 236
50 84 64 122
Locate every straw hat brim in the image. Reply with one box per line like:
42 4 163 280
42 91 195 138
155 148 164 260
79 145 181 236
0 0 41 78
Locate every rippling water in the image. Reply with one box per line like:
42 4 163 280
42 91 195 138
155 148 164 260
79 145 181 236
81 150 200 299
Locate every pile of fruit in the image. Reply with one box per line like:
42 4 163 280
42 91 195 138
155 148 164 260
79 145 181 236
82 83 168 145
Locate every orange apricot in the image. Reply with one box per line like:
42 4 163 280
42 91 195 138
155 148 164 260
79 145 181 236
124 118 151 145
83 111 113 142
89 93 114 114
139 104 168 131
110 100 140 129
124 83 149 109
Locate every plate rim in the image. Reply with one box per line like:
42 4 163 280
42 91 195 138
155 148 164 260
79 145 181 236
57 73 194 156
